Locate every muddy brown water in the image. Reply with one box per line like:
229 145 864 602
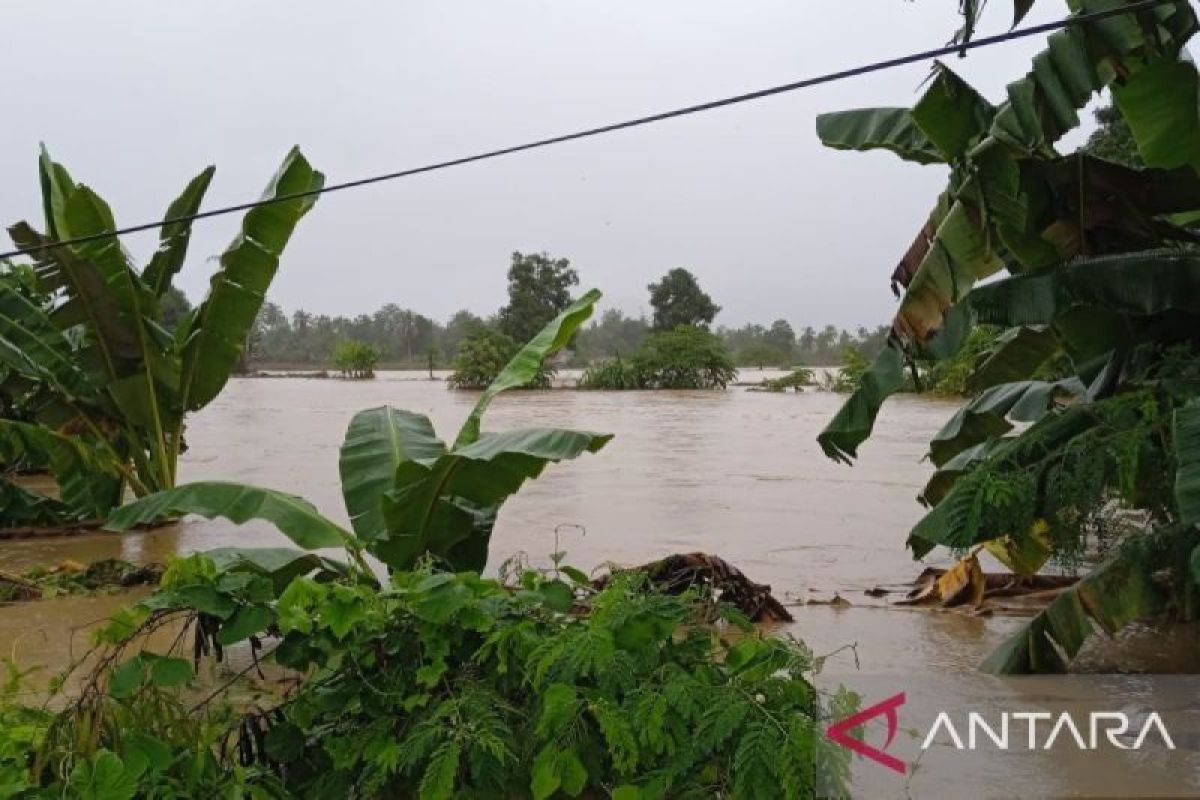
3 371 1198 798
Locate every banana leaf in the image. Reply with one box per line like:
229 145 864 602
1175 399 1200 526
816 346 907 463
339 406 447 541
105 481 350 550
1113 60 1200 172
919 438 1006 507
178 147 324 412
454 288 601 448
205 546 349 593
909 403 1101 558
880 1 1200 348
966 325 1059 392
142 166 216 297
910 63 995 160
0 420 122 520
7 221 140 374
0 284 98 401
981 525 1195 673
0 479 74 527
927 377 1084 467
377 427 613 571
814 108 944 165
893 199 1002 343
970 252 1200 326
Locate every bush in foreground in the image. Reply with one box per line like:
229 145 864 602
0 556 854 799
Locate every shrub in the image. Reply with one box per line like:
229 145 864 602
825 347 870 393
0 556 854 799
333 339 380 379
577 356 640 390
581 326 736 390
756 368 815 392
448 328 555 390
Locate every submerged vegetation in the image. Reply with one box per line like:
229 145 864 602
9 4 1200 796
0 146 322 530
0 293 850 799
447 326 550 390
580 326 737 390
110 292 610 574
755 368 816 393
332 339 380 379
817 0 1200 672
245 259 890 371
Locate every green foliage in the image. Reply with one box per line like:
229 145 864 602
756 368 816 393
497 251 580 344
632 326 737 389
576 357 641 390
448 327 546 390
580 326 737 390
0 553 850 799
0 146 321 527
815 0 1200 672
109 292 609 575
826 347 870 394
332 339 380 379
1085 102 1143 168
647 268 720 331
157 286 192 331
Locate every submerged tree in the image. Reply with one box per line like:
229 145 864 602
580 325 737 390
447 327 520 390
647 268 720 331
333 340 380 379
497 251 579 344
815 0 1200 673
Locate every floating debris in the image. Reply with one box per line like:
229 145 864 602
595 552 793 622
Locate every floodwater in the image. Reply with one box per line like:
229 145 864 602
3 371 1198 798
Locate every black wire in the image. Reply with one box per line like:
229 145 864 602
0 0 1179 261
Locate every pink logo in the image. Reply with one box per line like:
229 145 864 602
825 692 907 774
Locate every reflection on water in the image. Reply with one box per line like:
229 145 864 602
3 371 1180 797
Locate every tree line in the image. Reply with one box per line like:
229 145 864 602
229 253 888 369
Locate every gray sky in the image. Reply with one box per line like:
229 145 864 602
1 0 1093 329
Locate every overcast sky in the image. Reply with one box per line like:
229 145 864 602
1 0 1095 329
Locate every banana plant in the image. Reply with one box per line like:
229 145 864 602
813 0 1200 672
0 146 323 527
106 290 611 574
817 0 1200 462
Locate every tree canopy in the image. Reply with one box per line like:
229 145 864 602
496 251 579 343
647 268 720 330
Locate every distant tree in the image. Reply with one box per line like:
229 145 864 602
647 268 720 331
250 301 291 364
763 319 796 362
573 308 649 363
497 251 579 344
440 309 486 364
1085 102 1142 168
333 339 380 379
160 286 192 330
797 326 817 357
737 342 787 369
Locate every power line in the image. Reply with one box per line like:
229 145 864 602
0 0 1179 261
